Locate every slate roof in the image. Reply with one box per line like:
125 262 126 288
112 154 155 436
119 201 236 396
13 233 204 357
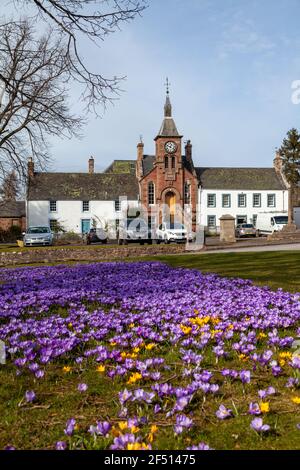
28 172 139 201
195 167 287 190
157 117 180 137
104 160 136 174
0 200 26 217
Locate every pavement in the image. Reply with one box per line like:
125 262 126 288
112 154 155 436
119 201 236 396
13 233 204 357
201 243 300 254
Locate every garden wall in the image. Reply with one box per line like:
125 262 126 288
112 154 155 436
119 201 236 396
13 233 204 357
0 244 186 267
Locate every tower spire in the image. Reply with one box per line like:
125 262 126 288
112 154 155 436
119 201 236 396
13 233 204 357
164 77 172 117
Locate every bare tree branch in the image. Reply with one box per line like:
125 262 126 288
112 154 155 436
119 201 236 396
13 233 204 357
12 0 148 113
0 20 83 183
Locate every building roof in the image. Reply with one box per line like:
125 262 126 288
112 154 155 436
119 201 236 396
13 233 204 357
0 200 25 217
156 93 181 138
195 167 287 190
28 172 139 201
103 160 136 174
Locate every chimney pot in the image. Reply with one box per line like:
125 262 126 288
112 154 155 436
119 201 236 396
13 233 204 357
28 157 34 180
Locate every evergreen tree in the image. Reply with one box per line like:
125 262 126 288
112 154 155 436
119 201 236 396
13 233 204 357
278 128 300 225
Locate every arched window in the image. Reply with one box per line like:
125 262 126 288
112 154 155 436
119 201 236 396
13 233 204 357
164 156 169 169
184 182 190 204
148 181 155 205
171 156 175 169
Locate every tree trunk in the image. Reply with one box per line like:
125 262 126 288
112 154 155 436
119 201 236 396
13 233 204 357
288 186 294 225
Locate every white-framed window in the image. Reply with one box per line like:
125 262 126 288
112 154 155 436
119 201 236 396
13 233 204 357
207 194 216 208
252 214 257 227
148 181 155 205
114 200 121 212
49 219 58 231
253 193 261 208
222 194 231 208
207 215 216 228
267 194 276 207
82 201 90 212
49 200 57 212
238 194 247 208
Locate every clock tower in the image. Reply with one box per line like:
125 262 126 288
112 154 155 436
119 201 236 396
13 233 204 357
136 83 198 229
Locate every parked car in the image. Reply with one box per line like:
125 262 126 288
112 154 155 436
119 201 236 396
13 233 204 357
117 218 152 245
86 228 108 245
235 223 257 238
255 212 288 235
23 226 53 246
156 222 188 244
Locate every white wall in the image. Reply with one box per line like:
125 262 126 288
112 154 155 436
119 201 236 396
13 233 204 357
27 199 139 233
199 189 288 230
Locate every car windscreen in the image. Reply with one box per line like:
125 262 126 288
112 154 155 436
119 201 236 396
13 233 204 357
27 227 50 234
126 220 147 229
274 216 288 224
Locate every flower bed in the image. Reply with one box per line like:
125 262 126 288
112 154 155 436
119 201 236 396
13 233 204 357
0 262 300 450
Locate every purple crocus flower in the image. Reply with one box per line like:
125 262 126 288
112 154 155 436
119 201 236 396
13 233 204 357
174 414 193 434
4 445 16 450
248 402 261 415
55 441 67 450
64 418 76 436
240 370 251 384
25 390 36 403
77 383 88 392
186 443 212 450
216 404 232 420
251 418 270 433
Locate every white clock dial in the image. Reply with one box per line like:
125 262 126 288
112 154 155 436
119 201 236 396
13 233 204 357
165 141 177 154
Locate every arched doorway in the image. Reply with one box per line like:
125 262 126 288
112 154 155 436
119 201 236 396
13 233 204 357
165 191 176 224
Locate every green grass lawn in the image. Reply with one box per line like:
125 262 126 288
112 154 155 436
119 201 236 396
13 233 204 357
150 251 300 293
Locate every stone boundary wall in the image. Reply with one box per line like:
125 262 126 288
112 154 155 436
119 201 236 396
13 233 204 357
0 244 186 267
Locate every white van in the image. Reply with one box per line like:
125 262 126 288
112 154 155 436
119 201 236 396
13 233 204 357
255 212 288 235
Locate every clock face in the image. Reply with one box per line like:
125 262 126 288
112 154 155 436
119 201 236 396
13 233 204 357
165 141 177 154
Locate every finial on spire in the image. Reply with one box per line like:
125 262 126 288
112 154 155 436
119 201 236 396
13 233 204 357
164 77 170 95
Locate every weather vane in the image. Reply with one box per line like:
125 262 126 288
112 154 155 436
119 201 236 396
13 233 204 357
164 77 170 95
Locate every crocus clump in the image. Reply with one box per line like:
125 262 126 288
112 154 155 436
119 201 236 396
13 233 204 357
1 261 300 450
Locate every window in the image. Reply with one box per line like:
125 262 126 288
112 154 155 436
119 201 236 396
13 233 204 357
171 156 175 169
148 182 155 205
82 201 90 212
253 193 261 208
49 200 57 212
148 215 156 229
114 200 121 212
184 182 190 204
207 194 216 208
164 156 169 169
236 215 247 225
49 219 58 231
207 215 216 228
238 194 247 208
252 214 257 227
267 194 276 207
222 194 231 208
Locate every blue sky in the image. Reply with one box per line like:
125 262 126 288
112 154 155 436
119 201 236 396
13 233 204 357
6 0 300 171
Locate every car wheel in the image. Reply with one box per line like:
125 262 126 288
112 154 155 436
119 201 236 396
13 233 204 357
124 239 128 245
118 238 123 245
164 236 170 244
156 239 161 244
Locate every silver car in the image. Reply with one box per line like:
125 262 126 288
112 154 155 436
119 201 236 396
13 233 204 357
235 223 258 238
23 226 53 246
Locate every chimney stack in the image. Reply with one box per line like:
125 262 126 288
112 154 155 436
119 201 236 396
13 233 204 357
88 156 94 174
185 140 192 160
136 141 144 179
28 157 34 180
273 150 283 174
